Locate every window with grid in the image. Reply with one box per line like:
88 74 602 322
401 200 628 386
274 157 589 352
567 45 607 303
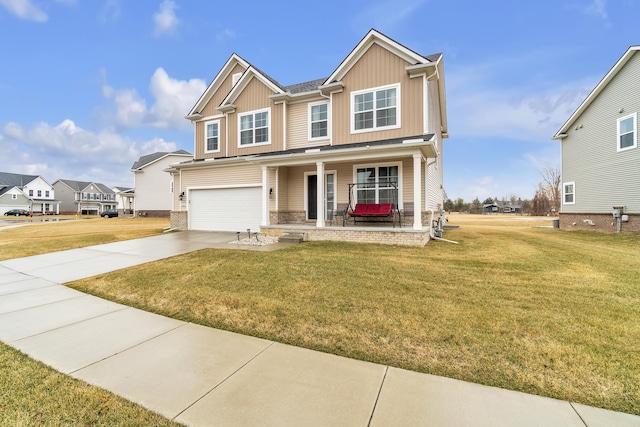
239 110 269 146
617 113 637 151
564 182 575 204
205 121 219 152
352 84 399 132
355 165 399 204
310 103 328 139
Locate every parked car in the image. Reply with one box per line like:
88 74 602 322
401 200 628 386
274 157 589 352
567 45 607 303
4 209 30 216
101 209 119 218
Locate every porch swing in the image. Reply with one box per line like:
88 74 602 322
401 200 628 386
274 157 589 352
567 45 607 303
339 181 401 227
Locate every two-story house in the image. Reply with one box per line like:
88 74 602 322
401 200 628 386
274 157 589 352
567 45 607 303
52 179 117 215
168 29 448 246
553 46 640 232
131 150 192 217
0 172 60 214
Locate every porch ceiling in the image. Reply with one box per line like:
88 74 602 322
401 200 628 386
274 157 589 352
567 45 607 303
249 134 438 167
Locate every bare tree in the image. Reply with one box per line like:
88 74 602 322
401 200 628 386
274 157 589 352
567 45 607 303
541 166 561 211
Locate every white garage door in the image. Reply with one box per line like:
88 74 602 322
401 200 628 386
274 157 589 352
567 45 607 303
189 187 262 232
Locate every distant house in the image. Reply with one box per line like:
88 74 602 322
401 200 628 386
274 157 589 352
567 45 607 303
503 205 522 214
131 150 192 217
112 186 135 214
0 172 60 214
553 46 640 232
52 179 116 215
483 203 499 214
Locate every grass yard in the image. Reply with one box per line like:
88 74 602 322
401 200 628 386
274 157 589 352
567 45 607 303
0 342 179 426
65 215 640 416
0 216 169 261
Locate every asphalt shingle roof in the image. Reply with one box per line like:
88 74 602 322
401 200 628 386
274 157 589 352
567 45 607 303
131 150 192 170
0 172 39 187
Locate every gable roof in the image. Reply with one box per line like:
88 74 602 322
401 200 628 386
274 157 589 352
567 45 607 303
218 66 286 110
0 171 39 187
553 46 640 140
131 150 192 170
187 53 251 119
55 179 114 194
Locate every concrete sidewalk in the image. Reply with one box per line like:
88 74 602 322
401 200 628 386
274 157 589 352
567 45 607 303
0 232 638 426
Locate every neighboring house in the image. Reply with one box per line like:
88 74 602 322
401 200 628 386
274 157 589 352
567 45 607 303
483 203 499 214
503 205 522 214
112 186 135 214
167 29 448 246
52 179 116 215
131 150 192 217
553 46 640 232
0 172 60 214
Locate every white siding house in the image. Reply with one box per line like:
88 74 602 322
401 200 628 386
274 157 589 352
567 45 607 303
131 150 192 217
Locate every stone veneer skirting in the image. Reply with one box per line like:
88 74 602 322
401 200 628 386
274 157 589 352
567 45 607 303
261 225 431 247
559 212 639 233
170 211 188 230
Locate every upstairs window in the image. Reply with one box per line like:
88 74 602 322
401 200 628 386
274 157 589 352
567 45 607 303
205 120 220 153
309 102 328 139
239 109 270 146
11 194 17 199
29 189 33 196
351 84 400 133
617 113 637 151
37 190 42 197
564 182 575 205
45 190 50 197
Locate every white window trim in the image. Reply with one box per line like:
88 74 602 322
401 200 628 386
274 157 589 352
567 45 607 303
204 119 221 153
563 181 575 205
308 101 330 141
352 161 403 206
11 194 17 199
617 112 637 152
350 83 401 134
238 108 271 148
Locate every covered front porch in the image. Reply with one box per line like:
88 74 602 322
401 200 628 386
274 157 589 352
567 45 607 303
252 135 441 246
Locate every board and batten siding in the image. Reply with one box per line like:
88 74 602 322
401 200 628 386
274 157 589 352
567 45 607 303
194 63 247 160
330 43 424 145
562 51 640 214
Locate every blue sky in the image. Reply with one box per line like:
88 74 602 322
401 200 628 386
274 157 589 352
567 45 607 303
0 0 638 201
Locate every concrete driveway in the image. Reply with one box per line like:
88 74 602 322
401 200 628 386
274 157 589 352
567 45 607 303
1 231 639 426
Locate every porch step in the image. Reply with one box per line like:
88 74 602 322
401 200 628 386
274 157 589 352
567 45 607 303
279 233 305 244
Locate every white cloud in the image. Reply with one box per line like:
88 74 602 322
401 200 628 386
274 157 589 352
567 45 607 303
99 0 120 24
102 67 206 131
216 28 235 42
153 0 179 37
0 0 48 22
584 0 608 19
0 120 177 186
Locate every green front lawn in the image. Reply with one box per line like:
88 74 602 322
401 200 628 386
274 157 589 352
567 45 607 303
68 216 640 415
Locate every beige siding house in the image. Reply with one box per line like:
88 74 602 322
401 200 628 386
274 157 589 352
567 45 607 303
553 46 640 232
168 29 449 246
131 150 192 217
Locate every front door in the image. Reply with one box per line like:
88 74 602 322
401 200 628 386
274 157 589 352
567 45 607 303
308 175 317 220
307 173 335 221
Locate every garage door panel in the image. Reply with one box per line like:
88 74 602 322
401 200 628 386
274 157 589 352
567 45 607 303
190 187 262 232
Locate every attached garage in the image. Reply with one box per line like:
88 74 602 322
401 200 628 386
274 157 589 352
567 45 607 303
189 186 262 232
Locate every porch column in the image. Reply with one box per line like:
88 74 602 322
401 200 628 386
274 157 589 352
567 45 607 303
413 154 423 230
262 166 270 226
316 161 325 227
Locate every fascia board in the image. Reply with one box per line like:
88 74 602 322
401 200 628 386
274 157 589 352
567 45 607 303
553 46 640 139
324 29 429 85
219 67 285 108
187 54 250 117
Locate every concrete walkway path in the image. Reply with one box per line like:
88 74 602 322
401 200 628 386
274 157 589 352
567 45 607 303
0 232 638 426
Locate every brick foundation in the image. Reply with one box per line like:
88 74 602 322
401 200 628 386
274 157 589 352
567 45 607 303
261 225 431 247
559 212 639 233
